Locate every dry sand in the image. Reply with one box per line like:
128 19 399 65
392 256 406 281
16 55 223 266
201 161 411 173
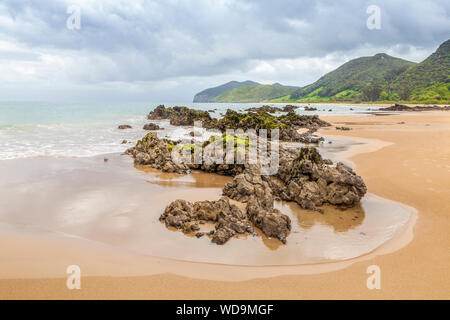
1 112 449 299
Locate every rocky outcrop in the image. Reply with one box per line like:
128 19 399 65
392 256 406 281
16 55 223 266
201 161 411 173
128 127 367 245
211 109 329 143
160 197 254 245
147 105 217 127
146 106 330 143
125 132 190 174
118 124 132 129
277 112 330 129
224 147 367 212
245 105 283 113
380 104 450 112
143 123 161 130
222 170 291 243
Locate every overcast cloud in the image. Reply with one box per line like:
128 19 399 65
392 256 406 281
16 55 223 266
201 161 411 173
0 0 448 102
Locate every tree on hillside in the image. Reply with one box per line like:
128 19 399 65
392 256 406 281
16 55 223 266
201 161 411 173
398 85 413 100
362 83 383 101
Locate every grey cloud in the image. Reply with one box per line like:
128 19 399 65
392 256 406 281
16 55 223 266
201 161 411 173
0 0 448 101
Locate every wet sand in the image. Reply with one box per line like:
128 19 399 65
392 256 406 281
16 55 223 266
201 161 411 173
1 112 449 299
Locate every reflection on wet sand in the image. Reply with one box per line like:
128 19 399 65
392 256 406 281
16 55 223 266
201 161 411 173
284 201 365 232
135 164 232 188
0 150 413 266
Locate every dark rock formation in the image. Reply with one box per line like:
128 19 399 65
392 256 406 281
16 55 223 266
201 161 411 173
160 197 254 245
277 112 330 129
118 125 132 129
336 126 352 131
222 170 291 243
147 105 217 127
129 131 366 244
380 104 450 112
125 132 190 174
282 105 299 112
224 147 367 212
212 109 330 143
143 123 161 130
245 105 283 113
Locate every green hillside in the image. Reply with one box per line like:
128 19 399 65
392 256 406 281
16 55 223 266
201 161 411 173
192 38 450 104
288 53 415 102
193 80 259 102
213 84 298 103
391 39 450 103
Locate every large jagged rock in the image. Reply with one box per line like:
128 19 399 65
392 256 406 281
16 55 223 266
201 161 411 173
212 109 329 143
160 197 254 245
246 196 291 244
277 112 331 129
147 105 218 127
223 172 291 243
224 146 367 212
266 147 367 211
125 132 190 174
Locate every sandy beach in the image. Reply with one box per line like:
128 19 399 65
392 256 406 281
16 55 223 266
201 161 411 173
0 112 449 299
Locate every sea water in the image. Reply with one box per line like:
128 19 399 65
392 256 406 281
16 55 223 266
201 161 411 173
0 101 378 160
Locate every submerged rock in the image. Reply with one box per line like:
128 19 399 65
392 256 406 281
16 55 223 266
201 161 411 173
118 124 132 129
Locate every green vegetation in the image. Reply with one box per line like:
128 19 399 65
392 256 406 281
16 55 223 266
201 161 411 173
213 84 298 103
391 39 450 103
288 53 415 103
194 39 450 105
193 80 260 102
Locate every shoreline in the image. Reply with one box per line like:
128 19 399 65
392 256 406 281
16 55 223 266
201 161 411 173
1 112 449 299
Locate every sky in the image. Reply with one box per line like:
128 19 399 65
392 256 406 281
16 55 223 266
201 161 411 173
0 0 449 102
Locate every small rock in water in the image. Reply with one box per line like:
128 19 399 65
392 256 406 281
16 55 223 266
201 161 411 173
336 126 352 131
143 123 161 131
104 158 109 162
195 232 204 238
121 140 128 144
118 124 132 129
